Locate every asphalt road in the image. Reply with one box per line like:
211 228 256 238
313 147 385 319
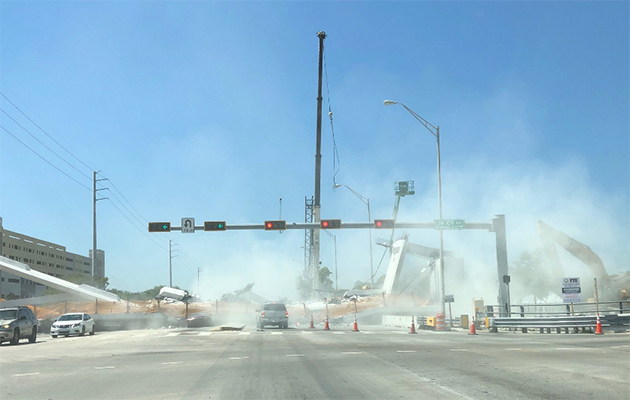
1 325 629 400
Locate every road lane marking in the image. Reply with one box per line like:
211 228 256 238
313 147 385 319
449 349 469 352
301 331 313 335
271 332 283 335
228 356 249 360
161 361 183 365
237 332 250 336
341 351 363 355
94 366 116 370
361 331 375 334
286 354 305 357
13 373 40 377
396 350 417 353
165 333 179 337
505 348 523 351
332 331 345 335
610 344 629 349
198 332 212 336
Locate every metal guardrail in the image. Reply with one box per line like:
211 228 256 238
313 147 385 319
489 314 630 334
486 301 629 318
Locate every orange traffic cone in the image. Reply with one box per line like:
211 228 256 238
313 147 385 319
352 315 359 332
409 316 417 334
595 314 603 335
324 315 330 331
468 316 478 335
309 315 315 329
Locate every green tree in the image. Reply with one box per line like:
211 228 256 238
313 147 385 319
318 267 334 293
511 249 555 303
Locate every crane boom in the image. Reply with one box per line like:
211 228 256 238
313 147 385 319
537 220 610 287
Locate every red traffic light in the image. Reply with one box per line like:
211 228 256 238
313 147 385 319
320 219 341 229
374 219 395 229
264 220 286 231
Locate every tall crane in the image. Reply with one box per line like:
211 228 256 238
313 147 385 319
537 220 627 299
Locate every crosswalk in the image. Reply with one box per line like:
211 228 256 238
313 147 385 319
156 329 412 337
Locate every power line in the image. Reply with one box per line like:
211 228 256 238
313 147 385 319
106 198 167 250
0 124 91 191
0 92 93 171
1 108 92 181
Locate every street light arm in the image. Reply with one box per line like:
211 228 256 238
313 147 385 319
399 104 438 137
384 100 438 137
337 184 369 207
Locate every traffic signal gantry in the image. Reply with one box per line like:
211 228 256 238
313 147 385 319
148 218 471 233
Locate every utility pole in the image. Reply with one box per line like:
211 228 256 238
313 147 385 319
312 30 326 298
92 171 108 278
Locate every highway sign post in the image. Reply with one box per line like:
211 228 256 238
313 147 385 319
181 218 195 233
435 219 465 230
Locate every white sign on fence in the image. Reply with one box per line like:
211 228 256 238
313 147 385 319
561 277 581 303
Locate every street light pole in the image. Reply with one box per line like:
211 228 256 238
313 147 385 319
383 100 446 317
333 184 375 288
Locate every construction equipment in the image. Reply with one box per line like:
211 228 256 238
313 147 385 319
538 221 628 301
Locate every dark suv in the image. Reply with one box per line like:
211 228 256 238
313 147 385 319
0 307 39 345
257 302 288 329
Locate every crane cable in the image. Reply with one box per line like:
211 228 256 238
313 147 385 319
323 51 340 187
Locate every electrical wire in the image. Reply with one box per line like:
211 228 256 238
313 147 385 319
1 92 94 171
1 124 91 191
1 108 92 181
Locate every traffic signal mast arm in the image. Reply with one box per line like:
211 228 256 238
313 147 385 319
150 221 493 231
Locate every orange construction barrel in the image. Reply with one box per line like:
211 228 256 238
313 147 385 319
436 312 447 331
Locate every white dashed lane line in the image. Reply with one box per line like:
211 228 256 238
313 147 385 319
286 354 305 357
271 332 283 335
396 350 417 353
332 331 345 335
93 366 116 370
341 352 363 355
237 332 250 336
228 357 249 360
13 373 40 377
198 332 212 336
161 361 183 365
449 349 469 352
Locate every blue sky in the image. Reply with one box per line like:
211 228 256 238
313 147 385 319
1 1 628 303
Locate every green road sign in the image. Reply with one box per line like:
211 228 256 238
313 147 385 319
435 219 465 230
148 222 171 232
